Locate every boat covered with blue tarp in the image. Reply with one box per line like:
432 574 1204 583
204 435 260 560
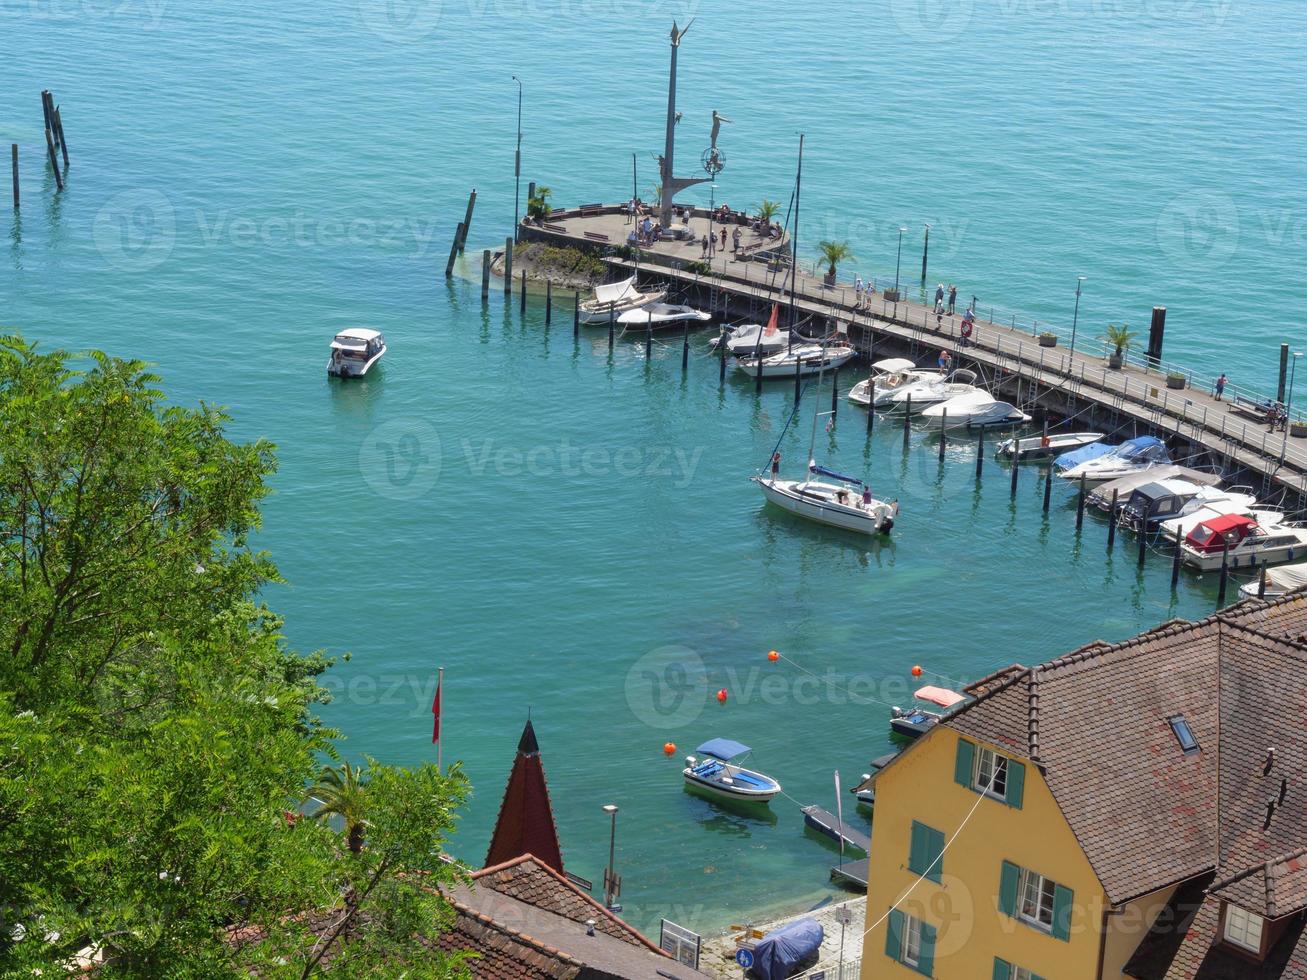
745 918 824 980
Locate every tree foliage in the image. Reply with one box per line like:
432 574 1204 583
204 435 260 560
0 337 470 977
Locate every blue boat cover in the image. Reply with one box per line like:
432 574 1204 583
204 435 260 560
696 738 751 761
809 464 865 486
748 918 825 980
1054 441 1115 470
1117 435 1169 462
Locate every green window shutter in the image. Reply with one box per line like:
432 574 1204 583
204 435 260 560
998 860 1020 918
916 921 936 976
908 822 944 882
926 825 944 882
885 908 904 962
1052 884 1074 941
992 958 1012 980
909 821 925 876
954 738 975 788
1006 759 1026 809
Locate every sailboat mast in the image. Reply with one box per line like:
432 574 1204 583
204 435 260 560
788 133 804 352
806 334 829 469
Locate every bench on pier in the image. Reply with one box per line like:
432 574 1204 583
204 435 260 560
584 231 611 243
542 222 567 233
1230 393 1277 421
550 207 567 216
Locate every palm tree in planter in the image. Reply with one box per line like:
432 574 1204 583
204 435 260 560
526 185 553 222
756 199 781 233
817 240 853 287
1105 322 1136 369
308 761 370 854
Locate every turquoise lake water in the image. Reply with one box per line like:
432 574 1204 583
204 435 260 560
6 0 1305 937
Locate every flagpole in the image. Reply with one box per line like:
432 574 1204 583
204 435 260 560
436 666 444 773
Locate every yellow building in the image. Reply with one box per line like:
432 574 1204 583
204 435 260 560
860 595 1307 979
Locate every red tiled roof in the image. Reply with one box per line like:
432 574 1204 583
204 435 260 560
485 720 565 874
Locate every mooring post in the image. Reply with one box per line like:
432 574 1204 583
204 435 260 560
1137 518 1148 568
1010 445 1019 498
1258 564 1268 599
867 391 875 436
831 368 839 419
1042 465 1052 513
573 295 580 338
503 237 514 295
53 107 68 167
903 395 912 449
1107 491 1118 549
43 125 62 191
1217 540 1230 607
755 353 763 395
545 280 552 326
40 90 53 136
682 320 689 373
1171 525 1183 590
975 429 984 481
608 307 615 351
519 269 527 314
794 355 802 405
645 320 653 361
719 334 727 384
481 249 491 301
444 222 464 278
1279 343 1290 403
10 144 17 209
458 189 476 253
1075 474 1086 531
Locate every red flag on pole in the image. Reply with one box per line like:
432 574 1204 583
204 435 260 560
431 671 442 743
764 303 779 337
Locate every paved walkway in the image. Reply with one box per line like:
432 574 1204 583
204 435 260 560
699 896 864 980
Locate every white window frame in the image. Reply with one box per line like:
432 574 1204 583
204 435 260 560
1017 867 1056 931
1223 903 1264 953
901 913 922 967
973 746 1009 801
1014 968 1036 980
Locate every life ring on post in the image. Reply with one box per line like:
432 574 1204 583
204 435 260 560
960 321 973 339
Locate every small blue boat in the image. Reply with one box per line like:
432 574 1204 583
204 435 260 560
682 739 782 804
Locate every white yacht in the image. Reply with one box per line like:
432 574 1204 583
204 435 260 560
327 328 387 378
874 369 980 412
996 432 1104 462
617 302 713 331
1180 514 1307 572
578 276 666 324
918 390 1030 429
711 322 791 358
847 358 935 408
1058 436 1171 485
736 342 857 379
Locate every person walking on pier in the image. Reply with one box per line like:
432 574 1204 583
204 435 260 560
701 234 710 258
720 227 727 252
855 276 865 308
732 227 741 253
934 283 944 309
947 284 957 315
1215 373 1227 400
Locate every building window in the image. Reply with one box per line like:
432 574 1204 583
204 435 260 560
1168 715 1200 754
902 914 922 966
975 747 1009 800
909 821 945 883
886 908 935 976
1223 904 1264 953
1018 868 1057 930
994 957 1046 980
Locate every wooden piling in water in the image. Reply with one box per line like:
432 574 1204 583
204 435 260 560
1009 445 1019 498
719 334 727 383
573 295 580 337
503 237 513 295
975 429 984 481
1076 474 1086 531
10 144 17 209
1042 466 1052 513
903 395 912 448
520 269 527 314
682 321 689 373
645 321 652 361
445 222 464 278
608 308 615 351
43 125 62 191
1107 491 1118 548
545 280 552 326
1137 518 1148 567
1258 564 1267 599
831 368 838 419
1217 540 1230 607
1171 525 1183 590
53 107 68 167
939 412 947 460
793 355 802 404
755 355 763 395
458 189 476 254
867 396 875 437
481 249 491 300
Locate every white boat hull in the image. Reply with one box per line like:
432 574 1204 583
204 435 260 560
997 433 1104 461
1182 536 1307 571
753 476 896 534
578 291 667 324
736 347 856 379
328 346 386 378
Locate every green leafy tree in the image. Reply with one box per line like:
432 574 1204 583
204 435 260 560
817 240 853 278
526 185 552 220
0 337 470 978
1105 322 1136 358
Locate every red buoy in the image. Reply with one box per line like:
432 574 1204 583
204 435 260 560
716 688 729 703
767 650 780 662
911 665 923 677
663 741 677 756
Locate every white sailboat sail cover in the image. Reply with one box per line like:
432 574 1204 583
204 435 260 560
1267 564 1307 594
592 276 639 305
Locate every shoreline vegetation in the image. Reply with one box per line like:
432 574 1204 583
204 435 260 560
489 241 606 291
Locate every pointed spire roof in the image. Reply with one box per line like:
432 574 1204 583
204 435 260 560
485 718 564 874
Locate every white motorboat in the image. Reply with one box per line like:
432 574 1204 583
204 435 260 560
578 275 666 324
1088 465 1222 513
1160 505 1286 541
736 342 857 379
710 322 791 358
996 432 1104 462
327 328 387 378
847 358 935 407
754 470 898 534
890 686 968 740
1179 514 1307 571
1118 481 1258 533
617 302 713 331
873 369 980 412
682 739 781 804
919 390 1030 429
1058 436 1170 485
1238 562 1307 600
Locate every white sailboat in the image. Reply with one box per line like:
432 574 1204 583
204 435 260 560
873 369 981 412
736 341 857 379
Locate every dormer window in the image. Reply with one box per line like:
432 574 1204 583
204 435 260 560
1223 903 1264 953
1168 715 1200 755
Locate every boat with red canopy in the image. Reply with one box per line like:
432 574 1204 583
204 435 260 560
890 686 968 739
1180 513 1307 571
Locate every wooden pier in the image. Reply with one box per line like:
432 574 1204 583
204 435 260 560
800 804 870 854
519 205 1307 503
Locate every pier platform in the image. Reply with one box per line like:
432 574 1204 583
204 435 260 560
800 804 870 854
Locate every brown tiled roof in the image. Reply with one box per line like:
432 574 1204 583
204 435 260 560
1210 850 1307 921
437 903 583 979
485 720 566 874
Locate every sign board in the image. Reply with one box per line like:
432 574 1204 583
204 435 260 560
659 919 702 969
564 872 592 893
735 947 755 969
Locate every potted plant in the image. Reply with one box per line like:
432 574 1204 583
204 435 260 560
1105 323 1136 369
1166 372 1187 390
526 185 553 222
1292 420 1307 439
756 198 781 229
817 240 852 287
1038 332 1058 348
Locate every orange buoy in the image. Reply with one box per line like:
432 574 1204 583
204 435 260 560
716 688 729 703
911 665 923 677
767 650 780 662
663 741 677 756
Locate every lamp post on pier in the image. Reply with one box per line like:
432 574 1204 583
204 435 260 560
512 75 523 242
1070 275 1086 353
1284 352 1302 459
894 226 906 297
601 804 621 912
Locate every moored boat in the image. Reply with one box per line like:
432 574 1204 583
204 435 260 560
682 739 781 804
617 302 712 331
1238 562 1307 600
736 342 857 379
710 321 791 358
1118 481 1258 533
847 358 935 407
328 328 387 378
753 469 898 534
1057 436 1171 485
1179 514 1307 571
996 431 1104 461
578 275 666 324
873 369 980 412
919 390 1030 429
890 686 968 739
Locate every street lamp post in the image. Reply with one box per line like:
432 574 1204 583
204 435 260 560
1070 275 1086 353
512 76 523 242
1284 352 1302 459
893 226 906 297
602 804 621 912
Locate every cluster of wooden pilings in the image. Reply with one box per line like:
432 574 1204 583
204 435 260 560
11 89 70 208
